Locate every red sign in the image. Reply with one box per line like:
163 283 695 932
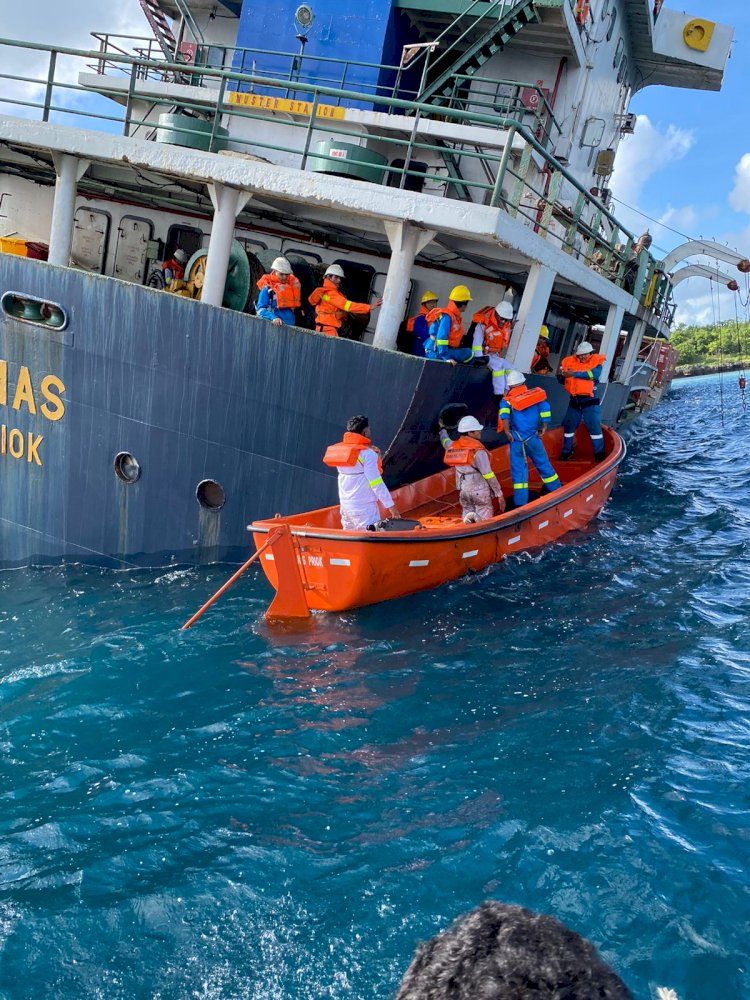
520 85 551 114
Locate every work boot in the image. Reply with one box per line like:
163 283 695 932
594 452 606 464
559 452 574 461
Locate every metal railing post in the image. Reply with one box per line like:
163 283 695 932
399 109 421 190
42 50 57 122
209 75 227 152
489 124 515 207
123 61 138 137
300 92 320 170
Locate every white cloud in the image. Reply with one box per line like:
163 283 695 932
729 153 750 214
610 114 695 210
1 1 145 117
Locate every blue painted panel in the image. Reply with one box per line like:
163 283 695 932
233 0 407 102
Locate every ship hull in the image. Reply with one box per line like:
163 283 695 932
0 256 630 567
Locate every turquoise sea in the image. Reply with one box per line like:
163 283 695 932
0 374 747 998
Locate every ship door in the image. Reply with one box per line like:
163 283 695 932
113 216 153 284
71 208 110 274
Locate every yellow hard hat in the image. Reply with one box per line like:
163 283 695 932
539 325 550 340
449 284 472 303
421 290 438 305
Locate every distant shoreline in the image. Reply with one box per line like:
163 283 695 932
674 360 749 379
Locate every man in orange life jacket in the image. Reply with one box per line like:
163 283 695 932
424 285 474 363
531 325 553 374
440 416 505 523
499 371 562 508
309 264 382 337
256 256 301 326
558 341 607 460
471 300 514 397
323 415 400 531
161 248 187 285
407 291 439 357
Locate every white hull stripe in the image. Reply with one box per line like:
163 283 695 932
508 535 521 545
537 520 549 529
409 560 429 567
462 549 480 559
586 494 594 502
330 558 351 566
563 509 573 518
264 553 275 561
604 479 612 488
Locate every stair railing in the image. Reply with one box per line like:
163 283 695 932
400 0 524 102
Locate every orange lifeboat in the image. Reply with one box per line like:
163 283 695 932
251 426 625 618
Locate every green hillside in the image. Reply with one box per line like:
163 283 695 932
670 320 750 366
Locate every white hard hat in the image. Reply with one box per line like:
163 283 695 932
325 264 345 278
576 341 595 356
174 249 187 263
506 370 526 388
457 416 483 434
496 301 514 320
271 256 292 275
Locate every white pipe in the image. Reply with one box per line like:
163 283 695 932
598 302 625 381
373 223 435 350
48 154 89 267
662 240 750 274
506 263 556 372
202 183 250 308
618 318 647 384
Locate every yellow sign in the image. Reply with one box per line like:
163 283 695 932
683 18 715 53
0 360 66 467
228 91 346 120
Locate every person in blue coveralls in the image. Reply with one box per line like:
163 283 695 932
558 340 608 460
499 370 562 508
255 256 301 326
424 285 474 363
406 291 439 357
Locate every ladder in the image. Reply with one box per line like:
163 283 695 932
139 0 180 61
417 0 539 107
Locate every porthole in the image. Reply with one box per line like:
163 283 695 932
196 479 226 511
114 452 141 484
1 291 68 331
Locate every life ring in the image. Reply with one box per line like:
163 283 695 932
575 0 590 25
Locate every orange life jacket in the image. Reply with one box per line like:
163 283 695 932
560 353 607 398
257 272 301 311
472 305 511 354
309 279 371 334
504 385 548 411
162 258 185 281
426 301 465 348
443 435 486 468
406 305 430 334
531 341 551 372
323 432 383 472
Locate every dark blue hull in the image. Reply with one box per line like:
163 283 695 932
0 256 630 566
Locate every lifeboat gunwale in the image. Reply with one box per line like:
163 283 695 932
251 432 626 545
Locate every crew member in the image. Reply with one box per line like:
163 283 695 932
424 285 474 363
323 415 399 530
558 341 607 460
309 264 382 337
531 325 552 374
441 415 505 523
499 370 562 508
471 300 514 396
406 291 439 357
256 256 301 327
162 248 187 286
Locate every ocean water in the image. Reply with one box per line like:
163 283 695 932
0 374 748 999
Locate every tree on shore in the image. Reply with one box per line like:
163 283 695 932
670 320 750 365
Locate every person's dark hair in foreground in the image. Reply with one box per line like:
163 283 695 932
396 902 633 999
346 414 370 435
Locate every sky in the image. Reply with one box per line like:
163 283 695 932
1 0 748 328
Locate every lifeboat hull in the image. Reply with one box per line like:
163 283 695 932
251 426 626 615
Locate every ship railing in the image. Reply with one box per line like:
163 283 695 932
87 32 560 145
0 36 656 301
